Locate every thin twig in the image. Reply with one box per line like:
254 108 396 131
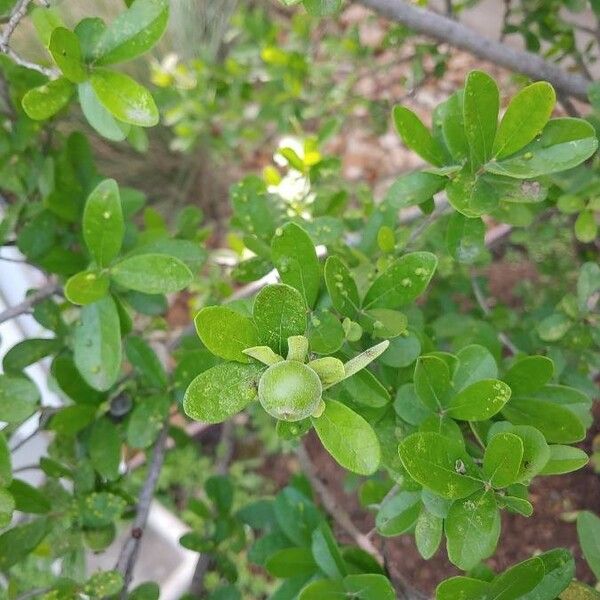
115 421 170 597
471 274 519 355
0 280 59 326
13 587 53 600
0 0 33 49
354 0 592 102
2 47 59 78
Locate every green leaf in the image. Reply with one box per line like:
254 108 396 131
464 70 499 167
342 341 389 381
363 252 437 310
384 172 446 210
65 270 110 305
8 479 51 514
415 507 443 559
265 547 317 578
446 170 499 217
312 399 380 475
364 309 407 339
414 355 451 412
3 338 61 374
94 0 169 65
505 424 550 482
307 311 344 355
51 354 104 405
577 511 600 580
78 81 130 141
398 432 483 499
89 417 121 480
0 434 10 488
84 571 124 597
504 356 553 395
344 574 396 600
274 487 320 547
521 548 575 600
126 239 207 272
447 379 511 421
0 518 49 570
90 69 159 127
445 489 500 571
446 214 485 264
22 78 73 120
560 581 600 599
0 488 14 527
125 336 167 389
206 475 234 515
575 210 598 243
335 368 389 408
311 522 346 579
0 375 39 423
492 82 555 159
393 106 445 166
502 397 585 443
375 491 421 536
183 362 264 424
80 492 126 527
126 395 169 449
302 0 342 16
436 577 490 600
486 118 598 178
453 344 497 391
111 253 192 293
439 90 469 162
83 179 124 267
253 284 307 355
73 297 122 391
49 27 87 83
195 306 259 363
539 445 588 475
488 556 545 599
49 405 96 435
272 223 321 308
483 432 523 488
298 580 345 600
324 256 360 318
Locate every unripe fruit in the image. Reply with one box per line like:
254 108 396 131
258 361 323 421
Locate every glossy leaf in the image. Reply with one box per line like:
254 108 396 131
486 118 598 178
324 256 360 318
311 522 346 579
488 556 545 599
447 379 511 421
436 577 490 600
363 252 437 310
111 254 192 294
65 270 110 305
83 179 124 267
90 69 159 127
464 70 499 167
440 90 469 162
539 445 589 475
502 397 586 443
0 433 12 487
312 399 380 475
446 170 499 217
272 222 320 308
414 355 451 412
344 574 396 600
73 297 122 391
446 214 485 264
398 432 483 499
49 27 87 83
3 338 61 374
483 432 523 488
384 171 445 210
504 355 553 395
415 508 443 559
183 362 264 424
453 344 497 391
89 417 121 480
492 82 555 159
253 284 307 355
393 105 445 166
78 81 129 141
127 395 169 449
125 336 167 389
0 375 39 423
376 491 421 536
22 78 73 120
577 511 600 580
94 0 169 65
445 489 500 570
195 306 259 363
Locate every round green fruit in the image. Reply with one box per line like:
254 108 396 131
258 360 323 421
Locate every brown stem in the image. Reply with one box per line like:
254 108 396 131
0 281 59 326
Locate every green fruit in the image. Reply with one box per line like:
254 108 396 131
84 524 116 551
258 360 323 421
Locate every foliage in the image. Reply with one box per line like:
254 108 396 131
0 0 598 599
